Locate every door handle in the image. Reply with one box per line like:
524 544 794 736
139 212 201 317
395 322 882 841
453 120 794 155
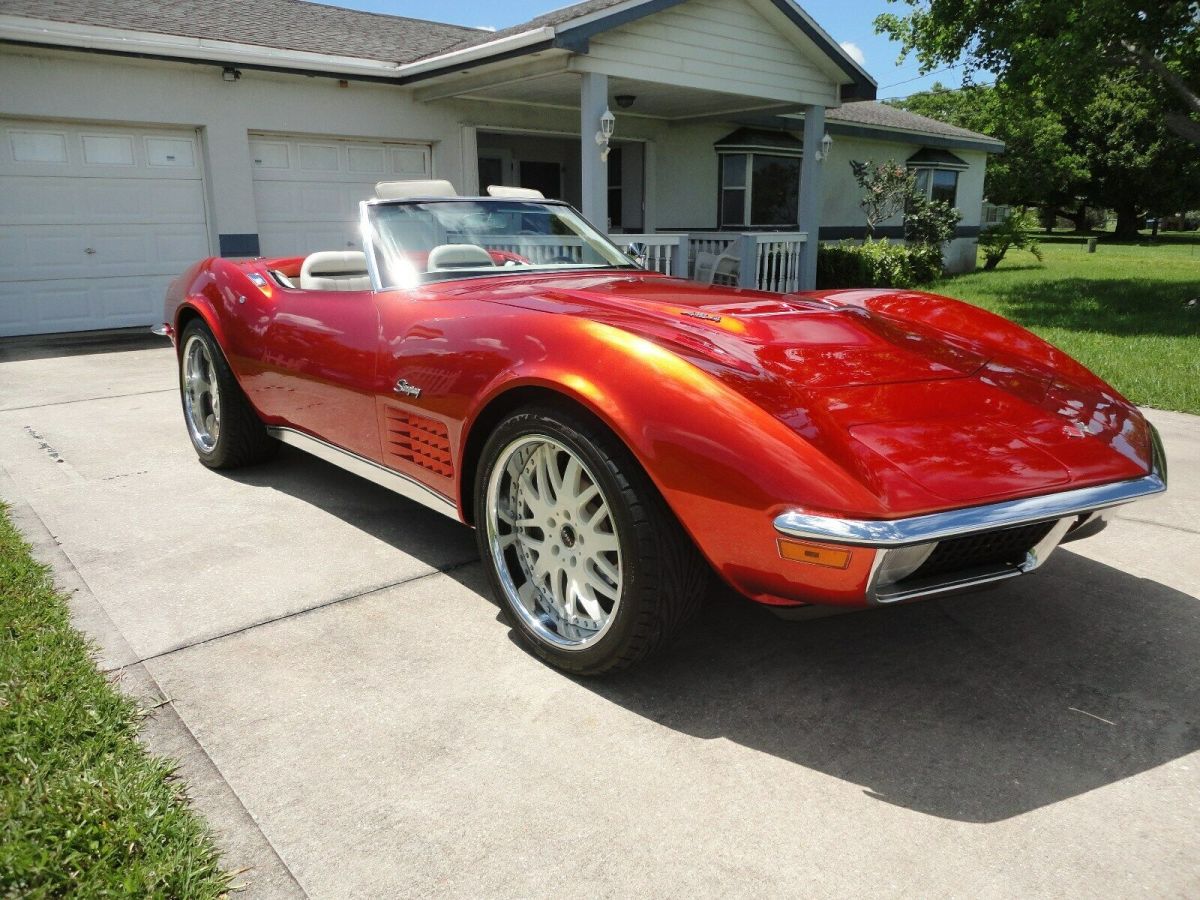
84 247 96 255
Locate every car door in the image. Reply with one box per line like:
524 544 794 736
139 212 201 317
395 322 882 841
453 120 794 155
372 286 489 504
246 283 383 461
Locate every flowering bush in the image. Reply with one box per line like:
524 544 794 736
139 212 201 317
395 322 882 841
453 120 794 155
904 194 961 248
850 160 916 236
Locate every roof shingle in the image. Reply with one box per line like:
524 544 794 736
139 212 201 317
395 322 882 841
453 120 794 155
826 102 1001 147
0 0 484 63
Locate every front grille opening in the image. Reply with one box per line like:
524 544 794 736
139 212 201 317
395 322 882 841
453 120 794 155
897 520 1057 586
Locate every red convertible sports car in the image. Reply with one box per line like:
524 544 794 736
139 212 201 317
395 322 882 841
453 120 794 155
161 181 1166 674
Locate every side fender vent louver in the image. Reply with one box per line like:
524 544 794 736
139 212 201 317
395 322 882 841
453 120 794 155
383 407 453 478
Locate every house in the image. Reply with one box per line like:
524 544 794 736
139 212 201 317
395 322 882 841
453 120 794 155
0 0 1003 337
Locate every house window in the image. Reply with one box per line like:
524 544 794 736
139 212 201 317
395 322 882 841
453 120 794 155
911 167 960 207
718 152 800 228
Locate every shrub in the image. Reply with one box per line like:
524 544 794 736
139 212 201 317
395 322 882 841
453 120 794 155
905 195 961 248
979 208 1044 270
817 238 943 289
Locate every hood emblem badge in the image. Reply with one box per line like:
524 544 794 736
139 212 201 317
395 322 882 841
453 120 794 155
682 310 722 322
394 378 422 398
1063 421 1091 438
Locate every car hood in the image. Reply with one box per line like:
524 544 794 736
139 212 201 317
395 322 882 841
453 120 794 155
466 271 1152 508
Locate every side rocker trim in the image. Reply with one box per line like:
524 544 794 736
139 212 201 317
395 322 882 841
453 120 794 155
267 427 460 521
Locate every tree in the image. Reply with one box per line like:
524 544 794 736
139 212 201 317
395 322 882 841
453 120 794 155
890 83 1088 211
893 77 1200 237
1075 72 1200 237
875 0 1200 148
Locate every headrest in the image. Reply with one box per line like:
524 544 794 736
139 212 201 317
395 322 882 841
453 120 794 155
486 185 545 199
427 244 496 271
375 179 458 199
301 250 368 276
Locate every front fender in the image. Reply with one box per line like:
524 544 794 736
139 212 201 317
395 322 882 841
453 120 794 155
457 315 885 605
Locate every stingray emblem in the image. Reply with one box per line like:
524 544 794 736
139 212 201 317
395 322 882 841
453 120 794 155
1063 421 1091 438
393 378 422 399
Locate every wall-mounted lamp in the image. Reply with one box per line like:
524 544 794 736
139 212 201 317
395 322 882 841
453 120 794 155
615 94 636 109
814 132 833 161
595 107 616 161
222 66 242 83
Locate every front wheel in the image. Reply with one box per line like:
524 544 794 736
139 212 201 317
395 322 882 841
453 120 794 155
475 407 707 675
178 320 277 469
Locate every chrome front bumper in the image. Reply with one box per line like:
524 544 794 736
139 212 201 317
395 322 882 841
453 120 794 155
774 425 1168 604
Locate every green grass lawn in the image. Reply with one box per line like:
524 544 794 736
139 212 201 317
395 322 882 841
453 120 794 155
0 505 229 898
934 232 1200 414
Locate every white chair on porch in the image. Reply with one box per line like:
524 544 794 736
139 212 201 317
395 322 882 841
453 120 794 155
693 250 741 287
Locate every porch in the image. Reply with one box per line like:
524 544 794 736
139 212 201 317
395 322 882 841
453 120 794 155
414 0 874 288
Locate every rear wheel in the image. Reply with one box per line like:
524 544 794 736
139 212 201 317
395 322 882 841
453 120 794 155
178 320 277 469
475 406 707 675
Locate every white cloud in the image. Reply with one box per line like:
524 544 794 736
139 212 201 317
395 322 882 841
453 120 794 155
840 41 866 66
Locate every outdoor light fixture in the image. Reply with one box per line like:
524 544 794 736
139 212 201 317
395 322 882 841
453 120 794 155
615 94 636 109
815 132 833 161
221 66 242 82
595 107 616 161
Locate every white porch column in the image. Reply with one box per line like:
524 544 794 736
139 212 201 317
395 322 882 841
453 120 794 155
579 71 609 227
797 103 826 290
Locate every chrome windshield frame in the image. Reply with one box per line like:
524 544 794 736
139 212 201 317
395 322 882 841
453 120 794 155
774 424 1167 549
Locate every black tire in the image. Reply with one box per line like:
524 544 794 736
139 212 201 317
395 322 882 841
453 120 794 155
178 320 277 469
474 406 708 675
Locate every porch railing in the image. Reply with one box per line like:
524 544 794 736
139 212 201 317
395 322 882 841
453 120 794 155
685 232 809 293
475 229 807 291
611 233 689 276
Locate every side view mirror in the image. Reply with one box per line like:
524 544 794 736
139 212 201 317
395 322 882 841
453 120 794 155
625 241 648 267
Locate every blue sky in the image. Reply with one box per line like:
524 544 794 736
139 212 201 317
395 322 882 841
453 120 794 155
323 0 976 99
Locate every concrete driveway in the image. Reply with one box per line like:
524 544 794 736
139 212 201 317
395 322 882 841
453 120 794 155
2 332 1198 898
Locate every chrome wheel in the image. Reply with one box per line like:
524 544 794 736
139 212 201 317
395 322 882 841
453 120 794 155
486 435 623 650
182 334 221 452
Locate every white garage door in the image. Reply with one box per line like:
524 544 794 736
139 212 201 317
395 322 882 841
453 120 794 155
0 120 210 337
249 134 432 257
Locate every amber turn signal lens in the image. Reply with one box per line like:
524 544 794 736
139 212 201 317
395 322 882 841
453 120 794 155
776 539 852 569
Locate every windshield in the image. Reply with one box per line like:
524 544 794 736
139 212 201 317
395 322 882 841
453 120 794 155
364 199 637 289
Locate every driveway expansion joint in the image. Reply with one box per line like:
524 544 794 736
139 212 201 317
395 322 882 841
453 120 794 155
0 387 176 414
113 556 482 671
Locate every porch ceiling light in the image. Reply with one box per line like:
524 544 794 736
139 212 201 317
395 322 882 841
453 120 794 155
815 132 833 161
596 107 616 161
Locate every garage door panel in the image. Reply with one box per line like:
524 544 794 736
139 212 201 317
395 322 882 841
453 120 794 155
1 176 207 227
0 275 172 336
250 132 431 258
259 224 360 258
0 119 208 335
1 224 209 282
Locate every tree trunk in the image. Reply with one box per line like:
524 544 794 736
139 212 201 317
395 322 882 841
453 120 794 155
1070 204 1090 233
1113 204 1142 240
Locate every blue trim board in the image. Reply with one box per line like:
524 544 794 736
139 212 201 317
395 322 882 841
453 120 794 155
218 233 261 257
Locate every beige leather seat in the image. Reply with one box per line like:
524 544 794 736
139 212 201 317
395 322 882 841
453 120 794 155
375 179 458 200
427 244 495 271
299 251 371 291
486 185 544 199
